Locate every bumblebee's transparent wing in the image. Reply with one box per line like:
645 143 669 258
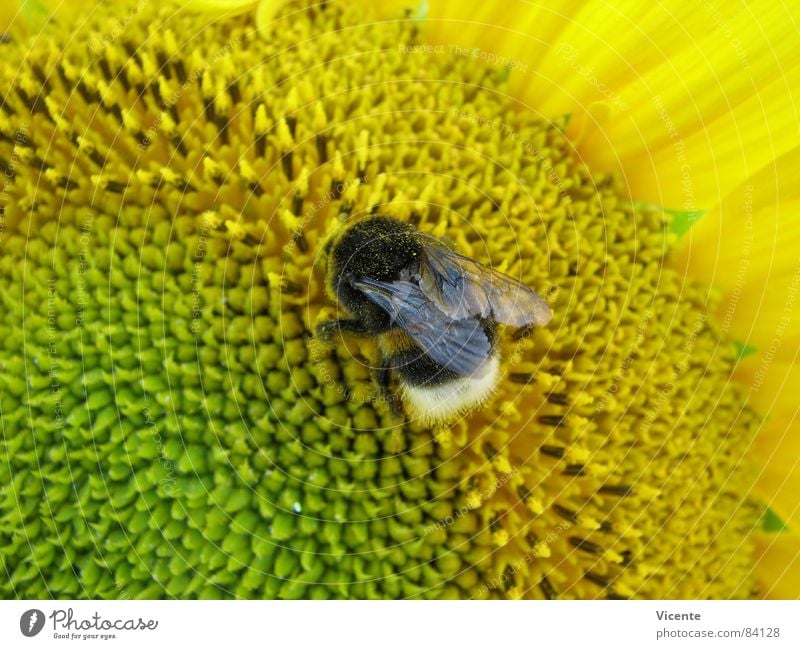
419 238 553 327
352 277 492 377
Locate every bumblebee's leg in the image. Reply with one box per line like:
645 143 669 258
376 364 402 417
376 365 391 394
315 318 369 343
374 358 404 419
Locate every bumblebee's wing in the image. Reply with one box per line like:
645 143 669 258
352 277 492 377
419 239 553 327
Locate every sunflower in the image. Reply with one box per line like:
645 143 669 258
0 0 796 599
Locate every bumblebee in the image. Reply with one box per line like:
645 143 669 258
316 216 552 423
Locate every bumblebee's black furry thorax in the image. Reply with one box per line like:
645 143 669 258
332 216 420 281
329 217 422 333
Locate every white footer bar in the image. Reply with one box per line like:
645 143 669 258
0 600 796 648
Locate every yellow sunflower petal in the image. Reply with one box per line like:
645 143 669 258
1 2 17 33
577 4 799 146
676 198 800 355
733 356 800 529
736 359 800 422
607 64 800 209
2 0 47 35
426 1 799 210
255 0 284 33
181 0 257 14
21 0 91 31
510 2 728 123
755 534 800 598
426 0 572 83
751 419 800 531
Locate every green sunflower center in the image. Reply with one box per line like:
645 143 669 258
0 0 760 598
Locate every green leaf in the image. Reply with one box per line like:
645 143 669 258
20 0 50 28
666 209 707 238
733 340 758 362
763 508 788 533
630 201 707 238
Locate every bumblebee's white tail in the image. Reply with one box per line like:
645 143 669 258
400 355 500 424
